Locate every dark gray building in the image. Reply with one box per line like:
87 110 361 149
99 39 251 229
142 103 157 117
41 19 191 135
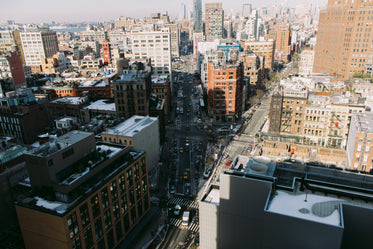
200 156 373 249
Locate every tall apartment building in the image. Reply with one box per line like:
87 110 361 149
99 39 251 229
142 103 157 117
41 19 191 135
20 26 59 72
193 0 203 32
16 131 151 249
205 3 224 41
200 156 373 249
240 50 263 86
151 75 171 120
101 115 160 171
207 61 244 122
165 23 180 58
112 67 152 118
313 0 373 80
0 88 49 144
130 27 172 86
102 43 111 64
347 113 373 173
268 25 292 62
0 30 24 64
244 40 275 70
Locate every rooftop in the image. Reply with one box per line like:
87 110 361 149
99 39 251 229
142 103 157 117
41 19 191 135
103 115 157 137
228 156 276 177
51 96 88 105
83 99 116 111
151 75 168 84
116 72 146 82
202 185 220 205
26 131 92 157
352 113 373 133
79 80 108 88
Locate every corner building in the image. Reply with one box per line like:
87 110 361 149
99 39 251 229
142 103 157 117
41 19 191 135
16 131 151 249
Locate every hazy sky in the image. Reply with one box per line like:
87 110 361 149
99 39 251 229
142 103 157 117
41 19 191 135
1 0 328 24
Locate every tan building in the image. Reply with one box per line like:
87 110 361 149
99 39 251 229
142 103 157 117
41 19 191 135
16 131 151 249
313 0 373 80
240 51 263 86
205 3 224 41
0 30 24 64
243 40 275 70
268 25 292 62
347 113 373 173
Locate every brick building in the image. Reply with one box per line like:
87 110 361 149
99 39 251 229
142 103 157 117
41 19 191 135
16 131 151 249
113 69 151 119
243 40 275 71
207 61 244 122
0 89 49 144
46 97 89 123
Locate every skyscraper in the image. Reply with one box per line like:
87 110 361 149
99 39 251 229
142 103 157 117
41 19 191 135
193 0 202 32
205 2 224 41
313 0 373 80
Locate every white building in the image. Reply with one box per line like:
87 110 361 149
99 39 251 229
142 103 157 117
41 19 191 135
130 27 172 84
20 26 59 68
299 48 315 75
101 115 160 171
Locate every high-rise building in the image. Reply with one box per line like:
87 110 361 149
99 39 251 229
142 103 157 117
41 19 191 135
242 3 252 18
16 131 151 249
200 156 373 249
180 2 187 19
165 23 180 58
207 60 244 122
193 0 203 32
205 3 224 41
268 25 292 62
313 0 373 80
20 26 59 72
130 27 172 84
244 40 275 71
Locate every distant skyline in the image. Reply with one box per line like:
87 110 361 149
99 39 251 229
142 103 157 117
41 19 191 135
1 0 327 24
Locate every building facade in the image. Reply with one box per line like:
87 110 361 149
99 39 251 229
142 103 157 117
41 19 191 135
16 131 151 249
205 3 224 41
20 27 59 72
207 61 244 122
313 0 373 80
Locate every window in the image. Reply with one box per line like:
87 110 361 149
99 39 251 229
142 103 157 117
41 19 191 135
67 212 79 238
357 144 362 152
104 209 112 231
115 221 123 241
94 218 104 240
110 181 118 202
119 174 126 195
79 203 90 228
107 229 115 249
101 187 109 210
84 227 94 249
91 195 100 218
121 194 128 214
113 202 120 222
72 236 81 249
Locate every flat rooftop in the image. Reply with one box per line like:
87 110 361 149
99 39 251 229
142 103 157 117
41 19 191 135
267 182 373 227
202 185 220 205
352 113 373 133
83 99 116 111
228 156 276 177
26 131 93 157
103 115 157 137
116 72 145 82
151 75 168 84
51 97 87 105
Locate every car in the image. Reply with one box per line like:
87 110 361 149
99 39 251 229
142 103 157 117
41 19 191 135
179 147 184 153
174 204 181 216
225 160 232 168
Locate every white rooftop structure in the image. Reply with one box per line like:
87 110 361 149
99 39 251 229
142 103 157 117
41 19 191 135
51 96 88 105
151 75 168 84
267 190 342 226
83 99 116 111
104 115 157 137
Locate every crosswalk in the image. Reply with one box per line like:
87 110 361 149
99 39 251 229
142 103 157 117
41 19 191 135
169 218 199 233
167 197 199 209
